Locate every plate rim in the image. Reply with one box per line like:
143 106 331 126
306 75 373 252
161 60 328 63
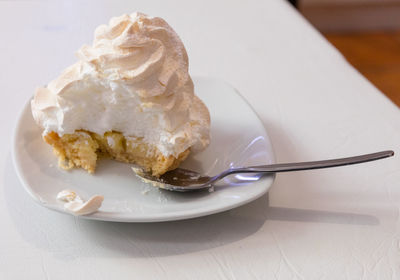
11 76 276 222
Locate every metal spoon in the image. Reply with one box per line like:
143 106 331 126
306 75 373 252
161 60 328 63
133 150 394 192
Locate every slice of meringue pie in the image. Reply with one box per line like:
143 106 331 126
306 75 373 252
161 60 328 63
31 13 210 177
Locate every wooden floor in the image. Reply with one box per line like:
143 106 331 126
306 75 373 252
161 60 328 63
324 31 400 106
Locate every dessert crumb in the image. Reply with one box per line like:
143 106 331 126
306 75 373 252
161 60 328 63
141 188 151 195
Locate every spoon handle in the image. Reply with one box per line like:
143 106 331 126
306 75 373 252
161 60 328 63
232 150 394 174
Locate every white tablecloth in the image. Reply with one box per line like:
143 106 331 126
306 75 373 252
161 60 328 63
1 0 399 279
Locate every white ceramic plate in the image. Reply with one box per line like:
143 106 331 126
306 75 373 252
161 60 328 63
12 76 275 222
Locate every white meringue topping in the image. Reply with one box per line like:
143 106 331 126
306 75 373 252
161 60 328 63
31 12 210 157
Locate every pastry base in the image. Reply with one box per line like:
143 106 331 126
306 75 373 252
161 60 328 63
43 130 190 177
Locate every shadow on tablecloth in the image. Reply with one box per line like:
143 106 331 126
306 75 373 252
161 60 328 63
4 154 378 261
